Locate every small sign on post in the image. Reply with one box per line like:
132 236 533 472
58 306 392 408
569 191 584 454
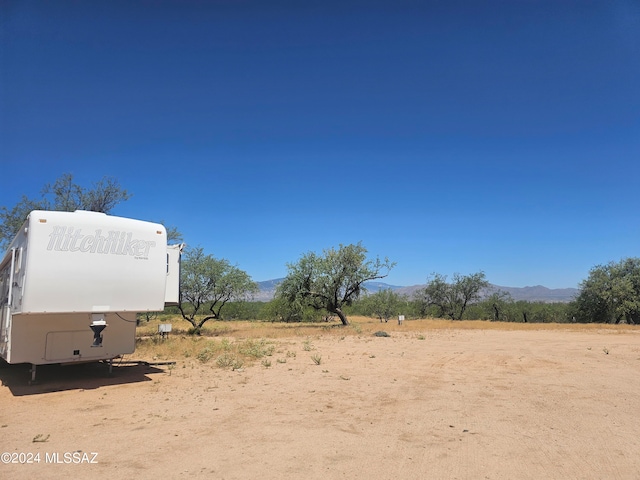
398 315 405 325
158 323 172 339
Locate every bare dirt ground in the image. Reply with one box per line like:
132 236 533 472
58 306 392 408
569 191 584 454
1 320 640 479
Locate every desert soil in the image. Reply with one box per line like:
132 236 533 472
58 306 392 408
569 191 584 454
1 326 640 479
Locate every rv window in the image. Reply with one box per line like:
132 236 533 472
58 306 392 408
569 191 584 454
0 265 8 305
15 248 23 274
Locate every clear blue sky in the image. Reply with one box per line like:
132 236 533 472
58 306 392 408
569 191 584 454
1 0 639 288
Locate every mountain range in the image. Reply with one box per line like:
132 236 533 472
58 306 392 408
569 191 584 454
254 279 579 303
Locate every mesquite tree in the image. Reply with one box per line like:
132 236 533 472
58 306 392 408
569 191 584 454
179 247 258 333
0 173 130 249
573 258 640 324
276 242 395 326
414 272 489 320
361 289 404 323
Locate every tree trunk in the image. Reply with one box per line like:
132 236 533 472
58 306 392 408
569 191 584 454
335 309 350 326
194 315 217 334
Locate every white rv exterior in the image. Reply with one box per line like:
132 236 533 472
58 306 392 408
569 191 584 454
0 210 181 367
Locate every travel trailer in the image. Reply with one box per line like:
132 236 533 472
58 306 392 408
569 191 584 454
0 210 182 381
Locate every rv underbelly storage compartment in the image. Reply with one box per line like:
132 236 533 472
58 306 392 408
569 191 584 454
0 210 182 369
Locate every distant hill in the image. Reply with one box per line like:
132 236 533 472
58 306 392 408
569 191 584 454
254 279 578 303
488 285 578 303
254 279 285 301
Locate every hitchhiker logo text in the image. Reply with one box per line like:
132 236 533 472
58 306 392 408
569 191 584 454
47 226 156 259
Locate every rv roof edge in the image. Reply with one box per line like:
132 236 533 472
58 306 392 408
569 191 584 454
72 210 107 215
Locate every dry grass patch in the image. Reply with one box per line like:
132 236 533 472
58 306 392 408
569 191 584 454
134 334 276 370
134 315 638 367
139 315 640 340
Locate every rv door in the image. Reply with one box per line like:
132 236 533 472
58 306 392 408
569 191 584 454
164 244 184 306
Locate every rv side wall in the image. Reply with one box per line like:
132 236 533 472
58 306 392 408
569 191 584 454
18 210 168 314
7 312 136 364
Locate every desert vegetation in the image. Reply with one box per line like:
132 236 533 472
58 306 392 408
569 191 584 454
134 313 637 371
